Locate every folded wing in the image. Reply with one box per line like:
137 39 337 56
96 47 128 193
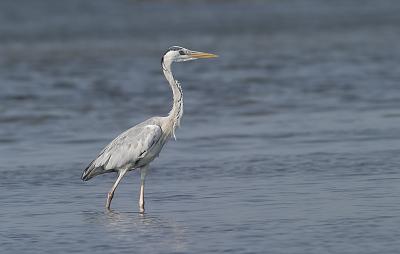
81 124 162 180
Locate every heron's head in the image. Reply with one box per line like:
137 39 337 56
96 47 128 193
162 46 217 65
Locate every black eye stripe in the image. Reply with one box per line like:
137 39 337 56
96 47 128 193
164 46 185 56
168 46 184 52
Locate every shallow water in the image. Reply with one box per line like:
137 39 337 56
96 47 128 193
1 0 400 253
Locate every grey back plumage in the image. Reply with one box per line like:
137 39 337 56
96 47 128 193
81 117 165 181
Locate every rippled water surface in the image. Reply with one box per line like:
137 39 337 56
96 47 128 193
1 0 400 253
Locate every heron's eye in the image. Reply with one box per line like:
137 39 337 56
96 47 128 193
179 50 185 55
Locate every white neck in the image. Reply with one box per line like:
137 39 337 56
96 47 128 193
162 57 183 139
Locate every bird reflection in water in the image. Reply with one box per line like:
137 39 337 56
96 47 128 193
83 210 188 252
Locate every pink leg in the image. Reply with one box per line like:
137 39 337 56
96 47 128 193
139 165 149 213
106 169 128 209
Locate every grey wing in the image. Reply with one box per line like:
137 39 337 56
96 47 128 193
81 124 162 180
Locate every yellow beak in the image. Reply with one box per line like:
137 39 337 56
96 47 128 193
189 51 218 59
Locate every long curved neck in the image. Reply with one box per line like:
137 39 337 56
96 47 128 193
162 58 183 139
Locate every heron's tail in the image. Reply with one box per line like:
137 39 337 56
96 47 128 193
81 160 100 181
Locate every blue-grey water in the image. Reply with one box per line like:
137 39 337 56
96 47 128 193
1 0 400 253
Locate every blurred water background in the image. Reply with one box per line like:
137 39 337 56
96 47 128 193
1 0 400 253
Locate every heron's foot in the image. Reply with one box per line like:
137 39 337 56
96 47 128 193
139 202 145 214
106 192 114 209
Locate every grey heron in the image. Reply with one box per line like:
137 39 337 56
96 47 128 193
81 46 217 212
